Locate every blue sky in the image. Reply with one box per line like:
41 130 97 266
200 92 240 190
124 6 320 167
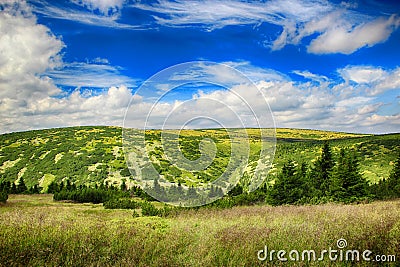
0 0 399 133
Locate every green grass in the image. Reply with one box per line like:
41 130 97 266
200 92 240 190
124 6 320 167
0 194 399 266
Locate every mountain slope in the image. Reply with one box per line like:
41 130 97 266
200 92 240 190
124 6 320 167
0 126 398 191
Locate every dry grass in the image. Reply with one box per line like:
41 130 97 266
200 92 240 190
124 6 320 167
0 195 399 266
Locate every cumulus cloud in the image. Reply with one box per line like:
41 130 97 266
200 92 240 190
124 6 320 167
339 66 386 84
0 0 63 100
371 68 400 96
124 66 399 134
308 14 400 54
338 65 400 96
0 1 136 133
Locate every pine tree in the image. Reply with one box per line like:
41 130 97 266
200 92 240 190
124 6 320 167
310 142 334 197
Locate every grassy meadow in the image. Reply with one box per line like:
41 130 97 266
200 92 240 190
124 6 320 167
0 194 399 266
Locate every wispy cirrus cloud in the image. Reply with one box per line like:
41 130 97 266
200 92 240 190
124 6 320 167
29 0 146 29
45 61 138 89
71 0 126 16
292 70 329 84
131 0 400 54
132 0 331 31
26 0 400 54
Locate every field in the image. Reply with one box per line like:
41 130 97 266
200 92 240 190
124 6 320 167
0 194 399 266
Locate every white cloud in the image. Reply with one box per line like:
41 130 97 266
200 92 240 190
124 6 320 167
132 0 331 30
124 64 399 134
0 0 63 101
45 62 138 89
2 85 134 133
357 103 384 115
0 1 138 133
338 65 400 96
339 65 386 83
71 0 126 16
30 0 142 29
308 14 400 54
292 70 329 83
371 68 400 96
361 114 400 127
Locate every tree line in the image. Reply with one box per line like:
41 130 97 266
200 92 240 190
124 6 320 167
267 142 400 205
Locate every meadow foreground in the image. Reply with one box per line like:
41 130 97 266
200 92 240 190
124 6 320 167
0 194 399 266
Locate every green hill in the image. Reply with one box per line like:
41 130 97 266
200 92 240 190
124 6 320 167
0 126 398 192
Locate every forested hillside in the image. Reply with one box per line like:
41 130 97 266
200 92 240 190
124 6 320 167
0 126 398 193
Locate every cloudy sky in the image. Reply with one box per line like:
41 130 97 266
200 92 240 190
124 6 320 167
0 0 399 134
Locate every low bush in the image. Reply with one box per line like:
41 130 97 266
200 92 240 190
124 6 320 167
0 191 8 203
103 198 140 209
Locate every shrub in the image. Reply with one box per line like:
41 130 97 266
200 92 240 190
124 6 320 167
0 191 8 203
140 201 160 216
53 188 128 204
132 210 140 217
103 198 139 209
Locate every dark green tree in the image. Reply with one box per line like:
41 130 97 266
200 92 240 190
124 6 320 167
10 183 17 194
310 142 334 197
387 152 400 197
267 160 306 205
17 177 27 193
331 149 368 202
228 184 243 197
0 191 8 203
120 179 127 191
47 180 60 193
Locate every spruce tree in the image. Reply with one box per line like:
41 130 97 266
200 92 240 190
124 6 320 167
47 180 60 193
120 180 127 191
310 141 334 197
17 177 27 193
267 160 305 205
331 148 368 202
10 183 17 194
